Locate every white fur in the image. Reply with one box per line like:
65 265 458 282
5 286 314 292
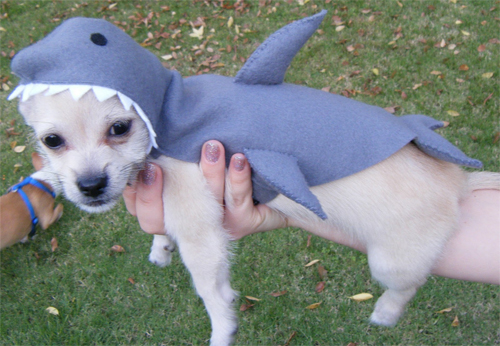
18 90 499 345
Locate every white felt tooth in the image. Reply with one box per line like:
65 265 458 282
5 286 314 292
21 83 35 102
7 85 25 100
45 84 70 96
29 84 49 97
117 92 134 111
92 86 117 102
69 85 92 101
133 102 158 149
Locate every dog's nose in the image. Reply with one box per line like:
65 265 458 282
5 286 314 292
77 174 108 198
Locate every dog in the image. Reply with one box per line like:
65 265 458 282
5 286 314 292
0 155 63 250
16 89 499 345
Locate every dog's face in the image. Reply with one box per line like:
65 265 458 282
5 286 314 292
19 90 150 213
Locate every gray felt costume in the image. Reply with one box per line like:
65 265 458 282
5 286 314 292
9 11 482 219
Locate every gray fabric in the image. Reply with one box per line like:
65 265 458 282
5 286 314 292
10 12 482 219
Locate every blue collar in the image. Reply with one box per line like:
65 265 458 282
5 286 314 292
8 177 56 237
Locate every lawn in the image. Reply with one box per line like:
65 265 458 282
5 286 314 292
0 0 499 345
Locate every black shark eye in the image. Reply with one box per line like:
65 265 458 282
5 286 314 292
43 134 64 149
109 121 131 136
90 33 107 46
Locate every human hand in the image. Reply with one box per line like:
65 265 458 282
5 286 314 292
122 140 288 238
200 141 288 240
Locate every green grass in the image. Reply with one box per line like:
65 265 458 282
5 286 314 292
1 0 499 345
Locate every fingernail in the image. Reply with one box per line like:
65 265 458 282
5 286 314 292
141 162 156 186
205 142 220 163
234 155 245 171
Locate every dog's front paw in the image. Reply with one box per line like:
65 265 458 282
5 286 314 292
148 235 175 267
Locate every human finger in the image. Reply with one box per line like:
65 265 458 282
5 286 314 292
200 140 226 205
133 162 166 235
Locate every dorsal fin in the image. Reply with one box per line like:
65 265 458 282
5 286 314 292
234 10 327 85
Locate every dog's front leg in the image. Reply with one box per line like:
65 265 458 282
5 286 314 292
156 157 237 346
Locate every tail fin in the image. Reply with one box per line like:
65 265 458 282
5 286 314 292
467 171 500 191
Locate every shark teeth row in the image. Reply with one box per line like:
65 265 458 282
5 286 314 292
8 83 158 150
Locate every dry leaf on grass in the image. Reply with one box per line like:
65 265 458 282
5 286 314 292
270 290 287 297
46 307 59 315
284 331 297 346
436 307 453 314
240 303 254 311
306 302 322 310
110 245 125 252
317 265 327 279
128 277 136 285
13 145 26 153
384 106 399 114
451 315 460 326
50 237 58 252
315 281 325 293
482 72 494 78
447 110 460 117
349 293 373 301
305 259 320 267
245 296 260 301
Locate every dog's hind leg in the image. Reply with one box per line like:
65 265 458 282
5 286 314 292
157 157 237 346
367 198 461 326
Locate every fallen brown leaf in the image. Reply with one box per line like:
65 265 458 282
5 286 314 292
493 132 500 144
240 303 254 311
305 259 320 267
307 234 312 247
459 64 469 71
478 44 486 52
245 296 260 301
128 277 136 285
436 307 453 314
270 290 287 297
315 281 325 293
306 302 322 310
50 237 58 252
284 331 297 346
451 315 459 327
384 106 399 114
349 293 373 301
483 92 493 105
110 245 125 252
317 265 327 280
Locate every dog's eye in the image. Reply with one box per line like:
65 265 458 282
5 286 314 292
109 121 131 136
42 134 64 149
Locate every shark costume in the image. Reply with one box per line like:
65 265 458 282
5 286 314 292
9 10 482 219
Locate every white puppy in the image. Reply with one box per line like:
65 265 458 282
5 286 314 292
19 90 499 345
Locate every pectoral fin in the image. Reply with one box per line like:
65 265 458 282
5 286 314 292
244 149 327 220
401 114 482 168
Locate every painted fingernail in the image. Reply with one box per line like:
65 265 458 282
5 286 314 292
234 155 245 171
141 162 156 186
205 142 220 163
